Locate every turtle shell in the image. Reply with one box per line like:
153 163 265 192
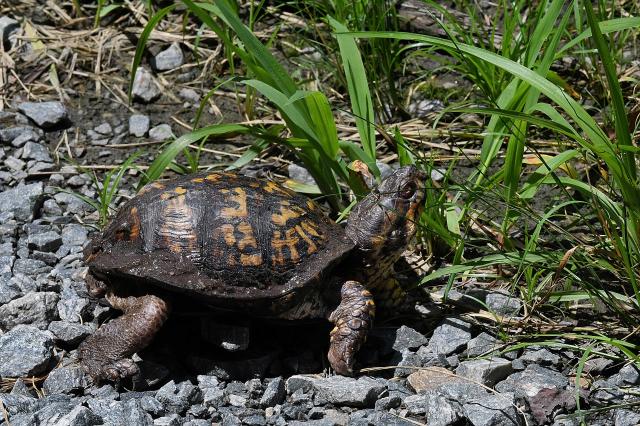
85 172 355 309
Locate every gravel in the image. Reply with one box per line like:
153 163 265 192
131 67 162 103
151 42 184 71
17 101 70 130
0 324 54 377
426 317 472 355
0 291 59 329
129 114 151 137
0 182 44 222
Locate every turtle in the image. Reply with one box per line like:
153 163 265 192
79 165 426 382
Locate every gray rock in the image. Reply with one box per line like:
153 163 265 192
486 292 522 316
407 99 445 117
61 224 89 247
0 182 44 221
456 357 513 386
151 42 184 71
149 123 173 141
17 101 69 130
261 377 285 407
88 398 153 425
519 347 561 367
374 395 401 411
0 274 21 304
54 192 91 215
154 414 182 426
21 141 52 162
4 155 25 172
12 129 43 148
393 325 429 351
0 291 59 329
57 292 89 321
140 394 165 416
286 375 386 408
467 332 500 357
288 164 316 186
0 393 38 416
614 364 640 386
94 122 112 135
0 324 54 376
0 126 42 145
614 409 640 426
10 378 32 396
179 88 200 102
13 258 51 276
495 364 568 399
27 230 62 252
202 386 225 408
426 318 472 355
0 16 20 50
155 380 202 414
42 366 88 395
184 421 211 426
201 321 250 351
129 114 150 137
394 349 421 377
54 405 102 426
48 320 92 345
463 393 521 426
132 67 161 103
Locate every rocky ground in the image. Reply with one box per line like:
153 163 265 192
2 6 640 426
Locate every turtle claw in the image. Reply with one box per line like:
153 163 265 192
103 358 139 381
328 281 375 376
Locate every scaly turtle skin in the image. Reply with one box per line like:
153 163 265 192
79 166 426 382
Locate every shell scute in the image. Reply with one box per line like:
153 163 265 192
86 172 354 304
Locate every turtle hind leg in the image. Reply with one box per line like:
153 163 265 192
79 290 170 382
327 281 375 375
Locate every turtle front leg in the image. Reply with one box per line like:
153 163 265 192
79 290 170 382
328 281 375 375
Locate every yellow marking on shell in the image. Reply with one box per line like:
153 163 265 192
160 192 173 200
191 177 204 183
227 255 236 266
271 229 300 265
237 222 257 250
206 174 221 182
240 253 263 266
221 187 248 218
300 221 321 238
161 193 197 255
294 225 317 255
221 224 236 245
272 206 301 226
306 199 320 211
174 186 187 195
129 207 141 240
264 180 292 197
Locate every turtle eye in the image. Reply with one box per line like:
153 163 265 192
400 181 417 199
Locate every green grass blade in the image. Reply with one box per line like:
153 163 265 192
583 0 635 179
519 150 580 199
329 17 377 164
139 124 252 187
342 30 640 211
557 17 640 57
197 0 297 96
129 4 176 102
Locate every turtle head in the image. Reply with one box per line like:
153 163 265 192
346 165 426 254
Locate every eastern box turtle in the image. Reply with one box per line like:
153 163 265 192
79 166 426 381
